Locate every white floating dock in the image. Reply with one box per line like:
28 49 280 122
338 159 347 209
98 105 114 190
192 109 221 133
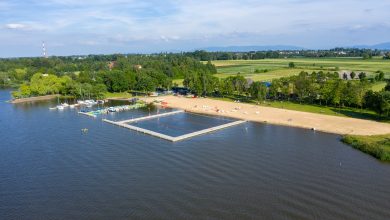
102 111 246 142
118 110 184 124
172 120 246 142
78 112 97 118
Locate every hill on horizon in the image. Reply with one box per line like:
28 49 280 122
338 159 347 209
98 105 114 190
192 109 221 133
198 42 390 52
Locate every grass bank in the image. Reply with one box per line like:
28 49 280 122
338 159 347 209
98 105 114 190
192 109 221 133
103 92 132 99
342 134 390 162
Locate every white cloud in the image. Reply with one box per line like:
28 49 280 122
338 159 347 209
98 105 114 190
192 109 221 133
4 22 47 31
1 0 390 56
5 23 27 30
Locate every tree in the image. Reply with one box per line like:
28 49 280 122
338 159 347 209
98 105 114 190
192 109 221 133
385 81 390 91
350 71 356 79
29 73 64 95
221 77 235 96
321 80 335 106
249 81 267 102
331 80 344 107
230 74 247 96
375 71 385 81
358 72 367 81
294 72 310 102
135 73 157 92
269 79 281 99
343 72 348 80
91 83 107 99
288 62 295 68
362 53 371 60
365 91 390 116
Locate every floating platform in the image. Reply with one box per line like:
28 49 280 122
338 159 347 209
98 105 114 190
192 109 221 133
78 111 97 118
102 111 246 142
118 110 184 123
78 103 147 117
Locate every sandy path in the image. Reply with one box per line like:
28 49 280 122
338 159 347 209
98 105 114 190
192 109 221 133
141 96 390 135
10 94 59 104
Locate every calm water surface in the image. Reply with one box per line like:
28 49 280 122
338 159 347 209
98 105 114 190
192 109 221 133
0 89 389 219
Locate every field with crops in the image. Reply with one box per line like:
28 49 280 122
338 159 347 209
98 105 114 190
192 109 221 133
210 57 390 82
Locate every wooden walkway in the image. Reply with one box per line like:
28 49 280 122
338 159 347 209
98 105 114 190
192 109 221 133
102 111 246 142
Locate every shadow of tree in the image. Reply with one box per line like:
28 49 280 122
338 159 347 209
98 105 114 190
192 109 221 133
330 108 389 122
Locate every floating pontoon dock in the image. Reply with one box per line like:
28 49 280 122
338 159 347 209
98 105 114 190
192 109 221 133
78 111 97 118
118 110 184 123
102 111 246 142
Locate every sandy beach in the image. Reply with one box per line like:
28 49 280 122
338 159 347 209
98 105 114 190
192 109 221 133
142 96 390 135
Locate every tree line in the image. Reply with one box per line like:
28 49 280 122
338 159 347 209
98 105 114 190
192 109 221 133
9 54 216 99
183 70 390 116
184 48 384 61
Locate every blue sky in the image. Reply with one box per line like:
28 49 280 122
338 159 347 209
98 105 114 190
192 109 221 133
1 0 390 57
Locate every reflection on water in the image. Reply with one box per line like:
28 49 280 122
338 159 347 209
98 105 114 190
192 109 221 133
1 90 390 220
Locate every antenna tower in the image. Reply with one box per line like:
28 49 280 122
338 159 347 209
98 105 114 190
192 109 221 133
42 41 48 58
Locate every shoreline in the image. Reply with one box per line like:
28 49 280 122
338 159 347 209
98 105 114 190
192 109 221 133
141 95 390 136
10 94 59 104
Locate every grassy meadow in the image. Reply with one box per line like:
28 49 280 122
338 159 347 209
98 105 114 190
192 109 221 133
172 57 389 87
103 92 132 99
209 57 390 82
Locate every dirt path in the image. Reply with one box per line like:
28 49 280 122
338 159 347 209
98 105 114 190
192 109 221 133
10 95 59 104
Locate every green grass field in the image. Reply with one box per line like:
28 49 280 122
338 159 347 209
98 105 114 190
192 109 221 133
371 82 387 92
171 57 390 85
210 57 390 82
103 92 132 99
172 79 184 86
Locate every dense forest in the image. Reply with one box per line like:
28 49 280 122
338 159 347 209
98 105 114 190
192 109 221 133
184 48 384 61
0 54 216 98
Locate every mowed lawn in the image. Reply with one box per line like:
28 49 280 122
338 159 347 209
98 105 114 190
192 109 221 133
210 57 390 82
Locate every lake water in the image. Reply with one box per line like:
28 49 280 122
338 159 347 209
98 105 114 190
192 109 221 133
1 89 390 219
132 113 235 137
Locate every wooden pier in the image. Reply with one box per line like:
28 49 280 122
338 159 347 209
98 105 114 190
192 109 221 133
102 111 246 142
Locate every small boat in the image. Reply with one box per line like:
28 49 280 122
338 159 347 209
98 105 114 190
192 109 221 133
61 103 69 108
149 92 158 97
57 105 64 110
108 107 116 112
85 100 97 105
49 107 57 110
69 104 76 108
